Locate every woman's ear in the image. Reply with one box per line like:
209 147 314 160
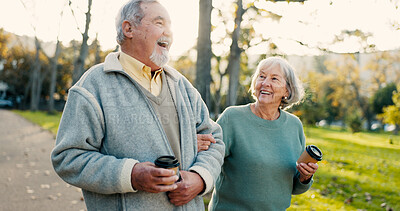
285 87 289 99
122 21 134 39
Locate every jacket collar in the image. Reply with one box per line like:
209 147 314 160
103 52 180 82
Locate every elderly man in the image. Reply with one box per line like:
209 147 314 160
51 0 224 210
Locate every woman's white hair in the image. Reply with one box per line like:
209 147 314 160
249 56 305 110
115 0 159 45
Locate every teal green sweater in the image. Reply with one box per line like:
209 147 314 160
209 104 312 211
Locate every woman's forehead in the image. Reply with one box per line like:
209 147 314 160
259 64 284 76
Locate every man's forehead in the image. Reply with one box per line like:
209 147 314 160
141 2 171 21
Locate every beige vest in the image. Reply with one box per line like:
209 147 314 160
138 72 181 167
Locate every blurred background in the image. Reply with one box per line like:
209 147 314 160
0 0 399 133
0 0 399 210
0 0 400 134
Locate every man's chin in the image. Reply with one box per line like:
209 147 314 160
150 55 169 67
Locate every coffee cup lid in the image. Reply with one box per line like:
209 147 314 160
306 145 323 161
154 156 180 168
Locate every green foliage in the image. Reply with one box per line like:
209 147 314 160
289 127 400 211
379 86 400 128
371 83 397 114
290 87 325 125
346 114 362 133
0 28 9 58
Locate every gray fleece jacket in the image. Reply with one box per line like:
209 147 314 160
51 52 225 211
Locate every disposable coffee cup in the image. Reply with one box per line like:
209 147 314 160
154 156 180 185
297 145 323 164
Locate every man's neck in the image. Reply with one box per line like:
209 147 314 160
120 48 160 71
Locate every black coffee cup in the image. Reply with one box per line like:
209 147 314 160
155 156 180 185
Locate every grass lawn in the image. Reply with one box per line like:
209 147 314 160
13 110 62 135
13 110 400 210
289 127 400 211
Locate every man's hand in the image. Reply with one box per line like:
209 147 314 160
168 170 205 206
197 134 216 152
131 162 179 193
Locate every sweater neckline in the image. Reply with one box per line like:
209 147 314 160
139 72 168 105
244 104 287 129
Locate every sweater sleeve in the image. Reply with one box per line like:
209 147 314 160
188 89 225 195
216 109 232 158
292 122 313 195
292 172 313 195
51 86 138 194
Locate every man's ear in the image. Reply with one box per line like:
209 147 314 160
122 20 134 39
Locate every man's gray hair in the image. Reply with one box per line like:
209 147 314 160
115 0 159 45
249 57 305 110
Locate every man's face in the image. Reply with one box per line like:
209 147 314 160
131 2 173 68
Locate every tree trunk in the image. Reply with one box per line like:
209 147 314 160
30 38 41 111
48 40 61 112
394 124 399 135
36 71 46 110
195 0 213 109
72 0 92 85
94 33 102 64
226 0 244 107
213 67 225 119
354 53 373 130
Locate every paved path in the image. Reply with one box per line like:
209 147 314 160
0 109 86 211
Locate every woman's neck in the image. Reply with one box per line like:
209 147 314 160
251 103 280 120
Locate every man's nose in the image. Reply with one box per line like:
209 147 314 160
164 25 173 40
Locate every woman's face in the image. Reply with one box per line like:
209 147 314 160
254 64 288 108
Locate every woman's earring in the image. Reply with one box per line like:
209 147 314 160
283 96 288 100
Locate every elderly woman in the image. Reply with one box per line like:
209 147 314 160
208 57 319 210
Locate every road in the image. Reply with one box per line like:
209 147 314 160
0 109 86 211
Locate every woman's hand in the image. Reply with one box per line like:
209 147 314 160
197 134 216 152
296 162 319 183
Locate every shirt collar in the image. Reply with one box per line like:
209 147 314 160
119 51 163 81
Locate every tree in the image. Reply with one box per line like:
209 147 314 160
0 28 8 59
19 0 67 111
48 0 68 112
71 0 93 85
365 51 395 91
195 0 308 113
48 39 62 112
323 29 379 130
223 0 305 107
324 54 365 129
196 0 213 110
225 0 245 107
371 83 397 114
379 85 400 134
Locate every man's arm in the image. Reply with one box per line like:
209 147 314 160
168 85 225 205
188 95 225 194
52 87 141 194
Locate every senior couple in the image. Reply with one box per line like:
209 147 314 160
51 0 318 210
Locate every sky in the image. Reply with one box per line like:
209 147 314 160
0 0 399 57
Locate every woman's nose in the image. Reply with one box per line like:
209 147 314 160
261 78 270 86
